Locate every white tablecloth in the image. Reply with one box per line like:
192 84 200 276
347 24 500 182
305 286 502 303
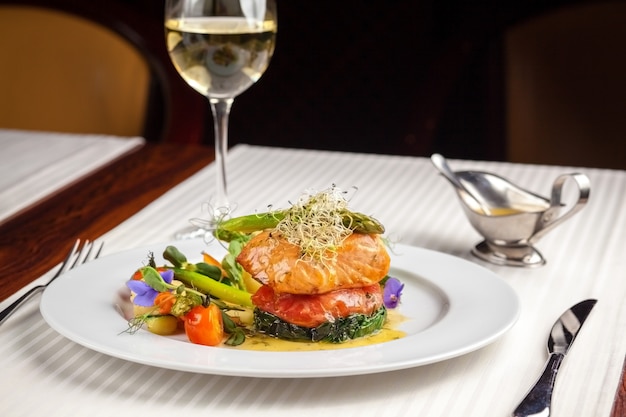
1 144 625 417
0 128 144 224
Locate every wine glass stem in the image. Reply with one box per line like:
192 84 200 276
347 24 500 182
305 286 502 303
209 97 234 218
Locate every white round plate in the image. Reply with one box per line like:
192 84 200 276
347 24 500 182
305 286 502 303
40 239 519 378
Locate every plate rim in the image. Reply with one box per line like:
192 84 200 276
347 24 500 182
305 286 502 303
40 239 520 378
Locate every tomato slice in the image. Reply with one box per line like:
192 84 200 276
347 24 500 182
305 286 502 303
251 284 383 328
184 304 224 346
153 292 176 315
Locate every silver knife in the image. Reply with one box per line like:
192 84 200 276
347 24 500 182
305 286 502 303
512 299 597 417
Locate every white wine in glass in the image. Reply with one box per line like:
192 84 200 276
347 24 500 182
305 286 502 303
165 0 277 236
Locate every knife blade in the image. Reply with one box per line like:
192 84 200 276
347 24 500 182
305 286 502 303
512 299 597 417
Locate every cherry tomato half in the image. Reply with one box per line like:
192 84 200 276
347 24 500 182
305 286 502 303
154 292 177 315
184 304 224 346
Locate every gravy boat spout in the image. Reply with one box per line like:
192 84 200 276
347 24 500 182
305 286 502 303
452 171 590 267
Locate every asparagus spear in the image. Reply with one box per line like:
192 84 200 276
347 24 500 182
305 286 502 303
173 268 254 308
218 209 384 236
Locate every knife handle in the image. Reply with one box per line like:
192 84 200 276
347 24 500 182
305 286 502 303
512 352 565 417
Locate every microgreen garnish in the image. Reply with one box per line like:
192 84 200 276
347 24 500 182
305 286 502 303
123 311 161 335
274 186 353 260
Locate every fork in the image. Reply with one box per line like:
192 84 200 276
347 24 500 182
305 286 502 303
0 239 103 325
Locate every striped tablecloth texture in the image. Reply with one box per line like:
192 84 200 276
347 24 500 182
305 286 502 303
2 144 624 417
0 128 144 224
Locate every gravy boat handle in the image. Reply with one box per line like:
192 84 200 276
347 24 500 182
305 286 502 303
529 173 590 244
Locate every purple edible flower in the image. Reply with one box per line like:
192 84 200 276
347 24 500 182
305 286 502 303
126 269 174 307
383 277 404 308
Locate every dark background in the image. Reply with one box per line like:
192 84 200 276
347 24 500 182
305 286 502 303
3 0 619 163
212 0 613 161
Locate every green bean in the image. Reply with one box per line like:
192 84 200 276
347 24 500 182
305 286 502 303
193 262 222 280
173 268 254 308
163 245 187 267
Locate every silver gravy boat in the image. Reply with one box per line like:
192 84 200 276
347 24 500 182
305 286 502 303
431 155 591 267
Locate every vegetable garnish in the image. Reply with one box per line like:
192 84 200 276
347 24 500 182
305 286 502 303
123 247 252 346
124 186 405 348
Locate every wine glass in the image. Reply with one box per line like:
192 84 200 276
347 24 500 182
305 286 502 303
165 0 277 237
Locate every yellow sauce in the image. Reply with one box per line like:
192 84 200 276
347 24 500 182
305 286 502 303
231 310 407 352
476 206 547 216
476 207 524 216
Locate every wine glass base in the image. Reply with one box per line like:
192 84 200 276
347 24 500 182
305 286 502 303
173 225 211 240
173 201 237 241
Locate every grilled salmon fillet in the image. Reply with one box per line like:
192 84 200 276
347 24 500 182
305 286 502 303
236 231 390 295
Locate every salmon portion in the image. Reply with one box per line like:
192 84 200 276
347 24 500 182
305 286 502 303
236 231 390 295
251 284 384 327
